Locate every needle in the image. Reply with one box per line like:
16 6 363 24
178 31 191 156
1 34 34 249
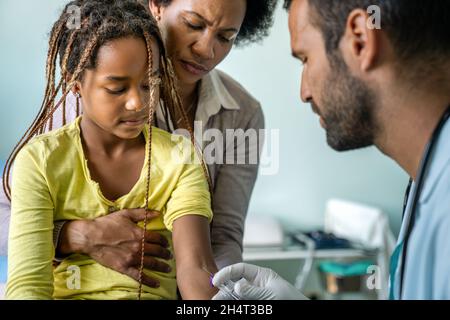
202 266 241 300
202 266 215 288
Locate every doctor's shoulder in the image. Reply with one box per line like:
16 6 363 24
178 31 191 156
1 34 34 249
430 162 450 216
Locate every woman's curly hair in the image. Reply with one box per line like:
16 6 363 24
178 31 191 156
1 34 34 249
237 0 278 46
148 0 278 46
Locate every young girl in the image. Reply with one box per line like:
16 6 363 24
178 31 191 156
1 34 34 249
4 0 217 300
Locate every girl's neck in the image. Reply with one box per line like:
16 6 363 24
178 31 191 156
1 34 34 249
79 116 145 158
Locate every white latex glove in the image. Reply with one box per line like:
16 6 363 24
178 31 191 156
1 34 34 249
212 263 308 300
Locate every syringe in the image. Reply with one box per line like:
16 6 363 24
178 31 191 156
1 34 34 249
203 267 241 300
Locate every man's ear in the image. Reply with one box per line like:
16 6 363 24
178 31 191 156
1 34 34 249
148 0 165 20
341 9 381 72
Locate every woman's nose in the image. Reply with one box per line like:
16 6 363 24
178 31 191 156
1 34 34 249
191 33 215 61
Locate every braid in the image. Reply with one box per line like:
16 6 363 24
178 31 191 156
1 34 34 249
76 94 81 117
62 83 67 126
27 30 101 143
137 30 158 300
44 20 66 133
21 20 65 137
59 26 83 128
2 15 67 199
3 1 105 200
162 58 214 195
2 27 100 200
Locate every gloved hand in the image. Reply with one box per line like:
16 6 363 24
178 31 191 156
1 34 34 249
212 263 308 300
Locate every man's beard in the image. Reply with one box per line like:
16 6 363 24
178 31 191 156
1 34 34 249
319 53 378 152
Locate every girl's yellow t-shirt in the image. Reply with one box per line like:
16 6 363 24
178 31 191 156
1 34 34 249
6 117 212 300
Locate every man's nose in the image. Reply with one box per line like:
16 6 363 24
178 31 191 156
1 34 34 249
300 70 312 103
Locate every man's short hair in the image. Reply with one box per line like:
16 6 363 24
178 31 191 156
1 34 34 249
284 0 450 65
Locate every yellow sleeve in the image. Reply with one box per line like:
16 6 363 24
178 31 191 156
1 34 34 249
163 144 213 232
6 144 55 300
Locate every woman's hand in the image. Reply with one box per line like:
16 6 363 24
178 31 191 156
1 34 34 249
58 209 172 288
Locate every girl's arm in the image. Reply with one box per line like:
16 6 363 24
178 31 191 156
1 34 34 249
172 215 218 299
6 146 55 300
165 136 218 299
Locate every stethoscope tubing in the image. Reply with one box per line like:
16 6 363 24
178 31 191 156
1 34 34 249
399 105 450 297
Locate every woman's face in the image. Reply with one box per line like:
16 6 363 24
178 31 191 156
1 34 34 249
150 0 247 86
76 36 160 140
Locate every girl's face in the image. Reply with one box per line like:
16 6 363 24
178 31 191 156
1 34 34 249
150 0 246 86
75 36 160 140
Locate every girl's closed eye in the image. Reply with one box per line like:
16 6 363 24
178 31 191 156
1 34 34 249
105 85 151 95
106 87 126 95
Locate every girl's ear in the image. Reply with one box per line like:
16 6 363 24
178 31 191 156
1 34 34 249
65 73 83 95
70 80 82 96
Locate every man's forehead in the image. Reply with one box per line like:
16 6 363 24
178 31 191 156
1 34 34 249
288 0 311 48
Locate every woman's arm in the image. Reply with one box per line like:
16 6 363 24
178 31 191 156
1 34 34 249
56 209 172 287
172 215 218 299
6 147 54 300
211 106 265 269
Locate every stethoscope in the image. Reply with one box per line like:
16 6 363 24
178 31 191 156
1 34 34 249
398 104 450 297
